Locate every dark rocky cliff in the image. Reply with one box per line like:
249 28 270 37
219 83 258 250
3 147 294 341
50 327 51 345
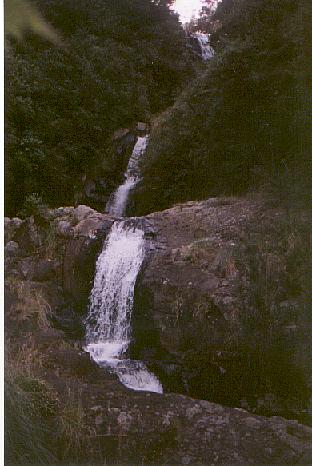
132 197 311 423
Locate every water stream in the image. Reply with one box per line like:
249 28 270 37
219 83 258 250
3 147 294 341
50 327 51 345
85 135 163 393
105 136 148 216
192 32 215 61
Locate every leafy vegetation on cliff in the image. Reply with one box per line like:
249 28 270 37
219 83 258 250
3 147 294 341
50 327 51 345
5 0 193 216
131 0 312 214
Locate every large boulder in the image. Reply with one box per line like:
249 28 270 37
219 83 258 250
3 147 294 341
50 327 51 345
4 217 23 243
14 216 43 252
73 205 97 223
85 390 312 465
72 213 109 237
56 219 73 237
5 241 19 257
133 198 260 362
137 121 147 132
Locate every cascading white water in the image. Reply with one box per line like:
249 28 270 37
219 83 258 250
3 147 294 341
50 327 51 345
106 136 148 216
85 221 145 355
194 32 215 61
85 134 163 393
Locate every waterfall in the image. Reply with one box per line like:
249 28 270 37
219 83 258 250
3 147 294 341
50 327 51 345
196 33 214 60
106 136 148 216
192 32 215 61
85 221 145 354
85 133 163 393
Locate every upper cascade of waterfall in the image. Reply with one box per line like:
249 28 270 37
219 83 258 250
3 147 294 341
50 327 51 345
106 135 149 217
191 32 215 61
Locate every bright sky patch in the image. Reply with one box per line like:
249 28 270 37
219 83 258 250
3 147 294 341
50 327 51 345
173 0 204 22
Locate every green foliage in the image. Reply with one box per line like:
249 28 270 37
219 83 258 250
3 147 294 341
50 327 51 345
57 387 95 463
5 0 194 215
234 211 312 419
131 0 312 215
5 343 94 465
5 367 57 465
6 277 52 330
19 192 47 218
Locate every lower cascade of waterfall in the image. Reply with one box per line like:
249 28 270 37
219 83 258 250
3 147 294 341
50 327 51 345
85 134 163 394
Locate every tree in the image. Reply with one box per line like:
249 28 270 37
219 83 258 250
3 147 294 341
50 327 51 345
131 0 311 214
5 0 194 215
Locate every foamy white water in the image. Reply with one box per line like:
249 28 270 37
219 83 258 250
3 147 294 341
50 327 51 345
193 32 214 61
106 136 148 216
87 342 163 393
85 221 145 347
85 136 163 393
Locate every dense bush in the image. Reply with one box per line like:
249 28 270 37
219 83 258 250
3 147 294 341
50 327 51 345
5 377 56 465
234 210 312 421
5 0 194 215
131 0 312 215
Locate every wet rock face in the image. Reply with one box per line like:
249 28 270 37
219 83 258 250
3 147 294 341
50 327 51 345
133 198 260 383
132 198 310 419
74 128 137 211
63 234 107 314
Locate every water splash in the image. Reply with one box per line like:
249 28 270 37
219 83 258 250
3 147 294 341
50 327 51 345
106 136 148 217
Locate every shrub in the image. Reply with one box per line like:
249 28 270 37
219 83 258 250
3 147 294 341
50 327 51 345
19 193 47 219
6 277 52 331
233 210 312 419
57 387 96 463
5 0 194 215
131 0 311 215
5 340 58 465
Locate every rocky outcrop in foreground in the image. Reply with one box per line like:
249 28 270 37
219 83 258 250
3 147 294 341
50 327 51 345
42 331 312 465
